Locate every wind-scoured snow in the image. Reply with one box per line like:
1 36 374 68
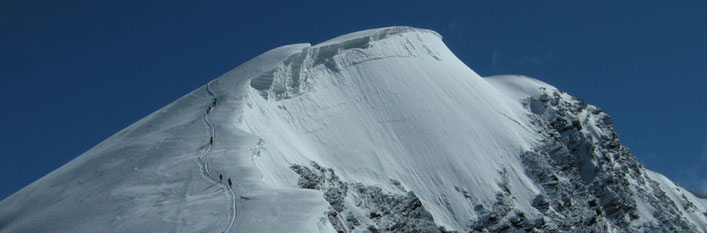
0 26 705 233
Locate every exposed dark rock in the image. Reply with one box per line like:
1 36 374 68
291 162 456 233
518 88 701 232
289 87 705 233
291 162 348 212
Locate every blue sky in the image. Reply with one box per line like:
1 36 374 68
1 1 705 200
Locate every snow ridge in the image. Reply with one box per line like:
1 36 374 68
1 26 706 233
204 81 238 233
196 83 217 182
193 81 239 233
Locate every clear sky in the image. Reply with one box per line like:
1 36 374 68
1 1 706 200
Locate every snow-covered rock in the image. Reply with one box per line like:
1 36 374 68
1 26 705 233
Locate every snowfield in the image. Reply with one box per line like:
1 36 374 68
1 27 705 233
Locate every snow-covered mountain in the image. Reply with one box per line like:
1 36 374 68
1 26 705 233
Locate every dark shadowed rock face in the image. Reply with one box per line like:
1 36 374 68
291 162 454 233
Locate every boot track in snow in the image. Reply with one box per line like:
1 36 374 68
194 81 238 233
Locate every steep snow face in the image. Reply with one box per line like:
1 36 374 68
238 27 543 231
237 27 707 232
1 27 705 233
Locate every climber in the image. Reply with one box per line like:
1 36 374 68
210 136 214 145
228 178 232 189
219 174 223 182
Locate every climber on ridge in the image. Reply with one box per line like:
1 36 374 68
210 136 214 145
219 174 223 182
228 178 232 189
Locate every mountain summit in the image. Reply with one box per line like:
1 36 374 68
1 27 705 233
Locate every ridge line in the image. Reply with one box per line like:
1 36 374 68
197 81 238 233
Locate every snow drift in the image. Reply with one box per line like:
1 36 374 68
1 27 705 233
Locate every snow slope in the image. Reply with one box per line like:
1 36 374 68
1 26 705 233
